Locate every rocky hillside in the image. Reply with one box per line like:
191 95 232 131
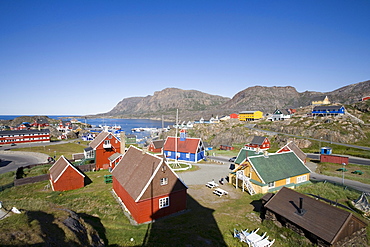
222 86 301 113
0 207 104 246
99 88 230 120
160 104 370 149
98 80 370 120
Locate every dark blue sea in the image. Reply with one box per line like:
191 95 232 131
0 115 174 141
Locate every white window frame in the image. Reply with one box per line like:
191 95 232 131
286 178 291 184
268 181 275 188
297 175 307 183
186 153 190 159
159 197 170 209
160 177 168 185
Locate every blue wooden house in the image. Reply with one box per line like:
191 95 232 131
163 136 205 163
312 105 345 117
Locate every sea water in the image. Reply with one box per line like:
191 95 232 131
0 115 174 142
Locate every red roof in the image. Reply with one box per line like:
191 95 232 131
163 136 201 153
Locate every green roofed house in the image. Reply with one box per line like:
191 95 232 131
229 151 311 195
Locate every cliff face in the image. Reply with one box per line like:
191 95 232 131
103 88 230 119
100 80 370 120
222 86 301 113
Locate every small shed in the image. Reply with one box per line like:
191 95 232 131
148 139 165 153
321 147 332 155
320 154 348 165
49 156 86 191
219 145 234 151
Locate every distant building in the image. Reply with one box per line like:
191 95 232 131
268 109 293 121
245 136 270 151
0 129 50 145
148 139 165 153
312 105 345 117
311 95 330 106
238 111 263 121
219 144 234 151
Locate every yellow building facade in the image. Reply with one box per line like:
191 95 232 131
238 111 263 121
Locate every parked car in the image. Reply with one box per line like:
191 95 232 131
10 143 16 146
229 156 236 162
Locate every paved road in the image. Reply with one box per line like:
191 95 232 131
0 151 49 174
310 172 370 193
245 125 370 151
178 163 230 186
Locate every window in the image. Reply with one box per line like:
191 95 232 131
186 153 190 158
159 197 169 208
268 181 275 188
160 177 168 185
104 140 110 145
297 175 307 183
286 178 290 184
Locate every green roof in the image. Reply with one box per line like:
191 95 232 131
248 152 310 184
235 148 260 164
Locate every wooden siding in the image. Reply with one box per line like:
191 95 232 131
113 177 186 224
95 139 121 170
52 166 84 191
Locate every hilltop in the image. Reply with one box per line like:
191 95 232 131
94 80 370 120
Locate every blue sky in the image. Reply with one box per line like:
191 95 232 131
1 0 369 115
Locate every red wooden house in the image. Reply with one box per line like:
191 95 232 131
112 146 188 224
245 136 270 151
219 144 234 150
49 155 85 191
32 118 49 128
89 131 122 170
148 139 164 153
18 122 32 130
277 141 307 163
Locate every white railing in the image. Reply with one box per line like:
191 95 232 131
236 170 256 195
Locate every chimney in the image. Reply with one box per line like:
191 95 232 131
263 150 269 158
296 197 306 216
120 132 126 154
142 146 148 154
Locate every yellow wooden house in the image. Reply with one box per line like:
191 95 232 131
311 96 330 106
229 148 311 195
238 111 263 121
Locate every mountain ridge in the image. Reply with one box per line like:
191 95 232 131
95 80 370 120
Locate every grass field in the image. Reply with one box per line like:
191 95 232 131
0 168 369 246
13 141 89 160
315 161 370 184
